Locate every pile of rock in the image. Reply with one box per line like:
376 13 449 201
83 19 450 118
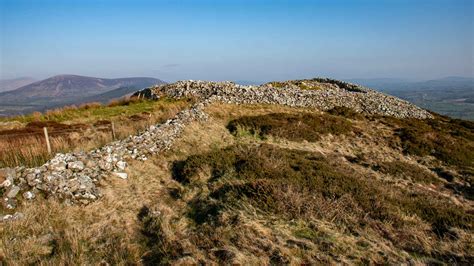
1 77 433 219
0 101 209 216
263 78 367 92
137 79 432 119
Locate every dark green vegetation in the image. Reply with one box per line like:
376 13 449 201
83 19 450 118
227 112 354 142
173 144 471 231
138 109 474 264
327 106 365 120
227 109 473 203
3 99 473 264
373 161 441 184
386 115 474 172
140 143 472 263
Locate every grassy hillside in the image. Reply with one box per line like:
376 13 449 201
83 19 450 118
0 75 165 117
0 97 192 167
0 100 473 264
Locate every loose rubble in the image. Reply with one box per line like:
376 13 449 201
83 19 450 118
0 78 433 215
0 101 209 214
137 78 432 119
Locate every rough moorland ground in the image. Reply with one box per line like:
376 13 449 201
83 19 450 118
0 97 191 168
1 101 472 264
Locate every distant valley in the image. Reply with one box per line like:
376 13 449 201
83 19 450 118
0 75 165 116
349 77 474 120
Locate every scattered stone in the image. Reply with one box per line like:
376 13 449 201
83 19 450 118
116 161 127 171
1 212 24 222
23 191 35 200
114 172 128 179
3 197 17 209
6 186 20 198
68 161 85 171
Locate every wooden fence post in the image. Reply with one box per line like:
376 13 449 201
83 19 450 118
111 122 116 140
43 127 52 154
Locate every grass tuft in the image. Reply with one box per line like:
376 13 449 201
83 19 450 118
227 112 354 142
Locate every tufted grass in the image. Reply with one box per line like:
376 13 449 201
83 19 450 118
172 144 472 231
157 143 474 263
0 98 192 167
375 115 474 175
0 97 190 125
373 161 441 184
2 102 473 265
227 112 354 142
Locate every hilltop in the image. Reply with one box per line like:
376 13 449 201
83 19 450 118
0 78 473 264
0 75 165 116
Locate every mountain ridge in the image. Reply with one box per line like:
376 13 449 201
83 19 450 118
0 74 164 100
0 77 37 93
0 75 165 116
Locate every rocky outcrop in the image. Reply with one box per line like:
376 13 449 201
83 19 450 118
137 79 432 119
1 78 432 217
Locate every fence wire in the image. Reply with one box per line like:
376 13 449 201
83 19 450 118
0 125 113 138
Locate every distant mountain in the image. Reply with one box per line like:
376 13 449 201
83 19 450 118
0 75 165 116
0 75 163 102
0 77 37 92
347 77 474 120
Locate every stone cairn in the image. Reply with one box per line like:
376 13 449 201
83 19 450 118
1 78 432 221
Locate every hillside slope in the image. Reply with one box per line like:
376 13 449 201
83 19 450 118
1 78 473 264
0 75 165 116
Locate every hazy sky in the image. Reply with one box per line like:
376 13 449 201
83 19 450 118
1 0 473 81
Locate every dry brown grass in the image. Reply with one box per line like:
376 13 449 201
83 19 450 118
0 98 191 168
134 104 473 264
1 174 155 264
165 143 472 262
1 103 473 264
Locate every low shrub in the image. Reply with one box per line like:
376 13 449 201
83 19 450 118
327 106 364 120
227 113 353 142
173 144 472 235
373 161 441 184
138 206 184 265
386 116 474 170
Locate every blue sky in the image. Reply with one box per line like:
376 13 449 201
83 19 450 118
0 0 472 81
